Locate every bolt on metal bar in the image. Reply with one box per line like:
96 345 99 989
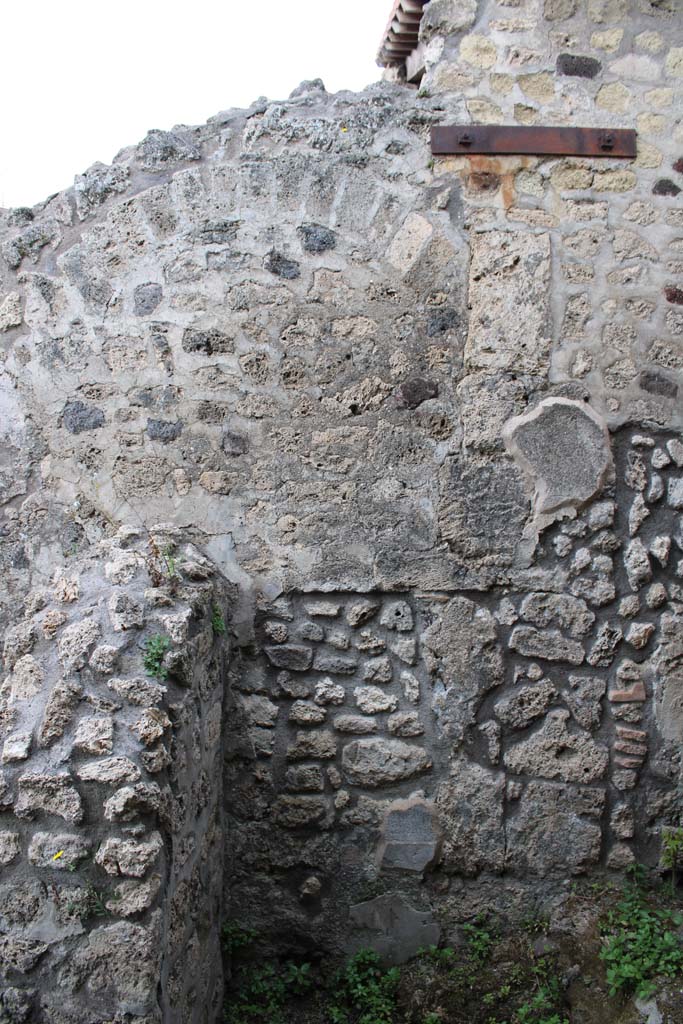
431 125 637 158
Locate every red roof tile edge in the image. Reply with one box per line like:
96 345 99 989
377 0 429 67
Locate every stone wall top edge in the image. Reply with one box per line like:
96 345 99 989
0 79 419 224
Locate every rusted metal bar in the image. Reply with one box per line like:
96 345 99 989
431 125 637 158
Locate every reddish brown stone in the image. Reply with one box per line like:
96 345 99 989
665 286 683 305
468 172 500 193
616 726 646 742
608 681 646 702
614 740 647 757
615 756 643 769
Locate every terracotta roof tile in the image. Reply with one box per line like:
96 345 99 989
377 0 429 67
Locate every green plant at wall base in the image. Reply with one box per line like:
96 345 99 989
224 959 313 1024
282 961 313 995
522 915 550 937
222 922 257 956
143 634 171 679
662 826 683 894
516 1016 568 1024
463 915 495 964
225 962 288 1024
222 922 314 1024
507 958 568 1024
417 944 458 967
513 986 568 1024
327 949 399 1024
626 861 647 887
212 603 226 635
599 887 683 999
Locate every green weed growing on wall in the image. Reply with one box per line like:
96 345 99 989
143 634 171 679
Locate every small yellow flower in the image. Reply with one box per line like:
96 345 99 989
52 850 64 861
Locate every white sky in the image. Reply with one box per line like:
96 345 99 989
0 0 392 210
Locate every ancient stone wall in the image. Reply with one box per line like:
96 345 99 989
0 522 233 1022
0 0 682 1018
420 0 683 431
